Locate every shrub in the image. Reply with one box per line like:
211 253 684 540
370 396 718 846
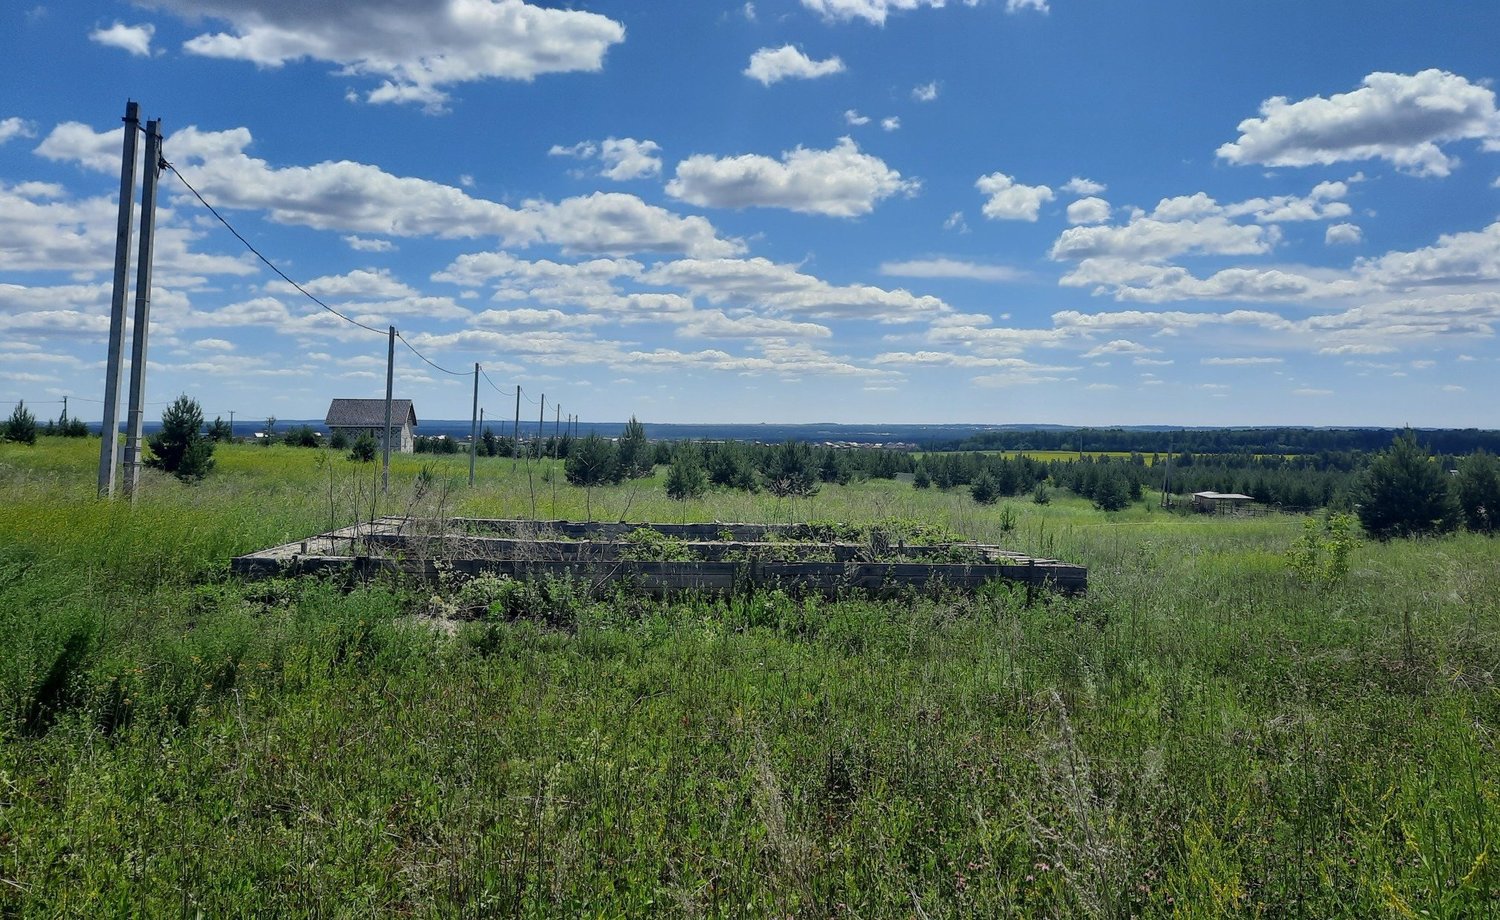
762 441 819 499
706 441 759 492
4 401 38 445
285 424 320 448
970 472 1000 505
348 432 377 462
1093 474 1132 512
1285 512 1358 587
44 408 87 438
145 395 215 481
565 434 621 487
665 444 708 501
1455 450 1500 534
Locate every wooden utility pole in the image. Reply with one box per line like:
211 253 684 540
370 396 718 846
382 326 395 494
551 403 561 517
468 362 479 486
98 100 140 498
1160 435 1173 509
512 386 521 469
537 394 545 460
123 118 163 500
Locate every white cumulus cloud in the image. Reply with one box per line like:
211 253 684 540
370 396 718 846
667 137 918 217
139 0 625 111
975 172 1054 221
0 118 35 145
1325 223 1363 246
38 121 741 258
744 45 845 85
1062 177 1106 196
1066 196 1110 225
879 258 1024 282
799 0 974 25
550 137 662 181
89 22 155 56
1217 69 1500 177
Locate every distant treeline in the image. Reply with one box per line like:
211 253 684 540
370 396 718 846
934 426 1500 456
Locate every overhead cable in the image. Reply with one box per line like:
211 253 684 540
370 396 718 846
396 331 469 377
163 160 387 337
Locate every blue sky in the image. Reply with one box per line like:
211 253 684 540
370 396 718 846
3 0 1499 427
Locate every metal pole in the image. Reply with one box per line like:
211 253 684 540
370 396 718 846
512 385 521 469
123 118 162 501
382 326 395 494
468 362 479 486
98 100 140 498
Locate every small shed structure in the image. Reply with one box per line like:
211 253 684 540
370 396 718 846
1192 491 1253 514
325 398 418 454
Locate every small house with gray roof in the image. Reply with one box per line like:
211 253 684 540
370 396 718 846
325 398 418 453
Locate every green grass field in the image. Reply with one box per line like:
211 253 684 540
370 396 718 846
2 438 1497 916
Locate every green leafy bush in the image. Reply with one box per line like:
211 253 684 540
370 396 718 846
1285 512 1359 586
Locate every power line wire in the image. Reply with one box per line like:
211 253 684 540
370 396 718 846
160 157 582 422
163 160 388 337
395 331 469 377
480 368 517 398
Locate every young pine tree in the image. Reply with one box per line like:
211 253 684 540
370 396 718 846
1455 449 1500 534
146 395 214 481
1357 429 1458 539
665 444 709 502
616 416 652 479
4 401 38 445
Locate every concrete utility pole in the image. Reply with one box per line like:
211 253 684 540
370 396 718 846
468 362 479 486
61 396 68 425
98 100 140 498
512 385 521 469
382 326 395 494
538 394 545 460
123 118 163 501
229 410 235 440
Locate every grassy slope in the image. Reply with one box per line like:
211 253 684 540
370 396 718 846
1 438 1496 917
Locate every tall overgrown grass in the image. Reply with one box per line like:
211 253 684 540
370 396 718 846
1 437 1496 915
